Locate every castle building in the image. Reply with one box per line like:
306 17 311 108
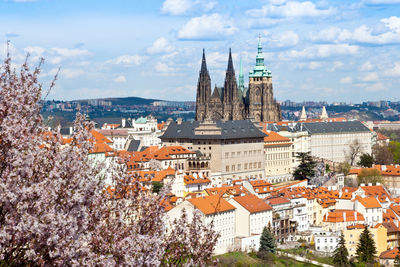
195 37 282 122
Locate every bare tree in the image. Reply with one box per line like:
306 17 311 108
373 144 394 165
346 139 363 166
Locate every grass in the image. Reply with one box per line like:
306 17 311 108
216 251 324 267
278 247 334 265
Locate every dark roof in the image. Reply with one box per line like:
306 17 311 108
92 117 123 127
127 140 141 152
300 121 370 134
160 120 266 140
60 127 71 136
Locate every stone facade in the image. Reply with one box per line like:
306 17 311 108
195 38 281 122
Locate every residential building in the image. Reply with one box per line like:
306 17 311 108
314 231 340 253
265 197 297 243
263 130 293 183
167 195 236 254
354 196 383 226
322 210 365 232
344 224 387 258
160 120 266 184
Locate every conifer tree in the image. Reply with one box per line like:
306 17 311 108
356 226 377 264
293 152 316 180
259 226 276 254
394 248 400 267
333 234 349 267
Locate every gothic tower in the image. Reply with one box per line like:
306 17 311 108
195 49 211 121
248 36 281 122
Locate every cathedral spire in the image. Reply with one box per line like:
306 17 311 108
227 48 234 73
200 48 208 74
238 56 244 92
249 35 272 78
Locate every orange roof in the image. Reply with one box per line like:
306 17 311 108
184 174 210 185
342 186 358 193
188 195 236 215
380 247 400 259
153 167 176 182
157 122 165 130
323 210 365 223
205 185 249 197
377 132 389 141
150 146 195 160
266 197 291 206
233 194 272 213
347 224 366 230
91 129 112 144
361 184 392 202
355 196 382 208
263 130 291 143
90 142 113 153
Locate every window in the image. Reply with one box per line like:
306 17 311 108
225 152 229 158
244 163 248 170
238 164 241 170
226 166 229 172
232 165 235 171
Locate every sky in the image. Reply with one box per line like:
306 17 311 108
1 0 400 103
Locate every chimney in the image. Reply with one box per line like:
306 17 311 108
122 118 126 128
69 126 73 135
368 183 372 186
376 182 381 186
343 212 346 222
395 220 399 228
360 183 365 187
177 118 183 125
354 211 357 221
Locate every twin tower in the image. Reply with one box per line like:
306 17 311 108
195 38 282 122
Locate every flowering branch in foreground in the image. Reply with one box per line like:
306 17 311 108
0 56 218 266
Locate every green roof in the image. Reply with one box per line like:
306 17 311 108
249 36 272 78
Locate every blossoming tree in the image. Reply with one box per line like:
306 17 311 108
0 55 218 266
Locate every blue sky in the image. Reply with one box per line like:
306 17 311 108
1 0 400 103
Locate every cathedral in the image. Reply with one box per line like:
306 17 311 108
195 38 282 122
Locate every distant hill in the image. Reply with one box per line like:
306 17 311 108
75 96 160 106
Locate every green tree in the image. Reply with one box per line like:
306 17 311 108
152 181 163 194
338 161 351 176
357 168 383 186
356 226 377 264
333 234 349 267
394 249 400 267
390 141 400 163
259 226 276 254
358 153 373 167
293 152 316 181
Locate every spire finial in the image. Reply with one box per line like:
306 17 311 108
200 48 208 73
227 48 234 73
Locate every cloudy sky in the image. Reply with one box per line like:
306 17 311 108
1 0 400 103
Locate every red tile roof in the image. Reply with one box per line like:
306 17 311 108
188 195 236 215
233 194 272 213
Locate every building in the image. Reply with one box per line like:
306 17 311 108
168 195 236 254
314 231 340 253
229 194 273 237
354 196 383 226
344 224 387 258
195 37 281 122
301 121 372 163
263 130 293 183
265 197 297 243
160 120 266 184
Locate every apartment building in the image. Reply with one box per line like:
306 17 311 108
160 120 266 184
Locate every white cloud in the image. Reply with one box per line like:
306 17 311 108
360 61 373 71
58 68 84 79
284 44 359 59
177 13 236 40
48 57 62 65
267 31 299 47
246 1 335 18
147 37 175 54
361 72 379 82
155 62 172 73
340 77 353 84
161 0 216 15
24 46 45 56
365 82 386 92
384 62 400 77
108 55 143 65
161 0 193 15
308 61 322 70
113 75 127 83
364 0 400 4
51 48 90 57
310 16 400 45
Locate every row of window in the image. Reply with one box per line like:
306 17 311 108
224 150 262 158
265 153 290 160
225 162 262 172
